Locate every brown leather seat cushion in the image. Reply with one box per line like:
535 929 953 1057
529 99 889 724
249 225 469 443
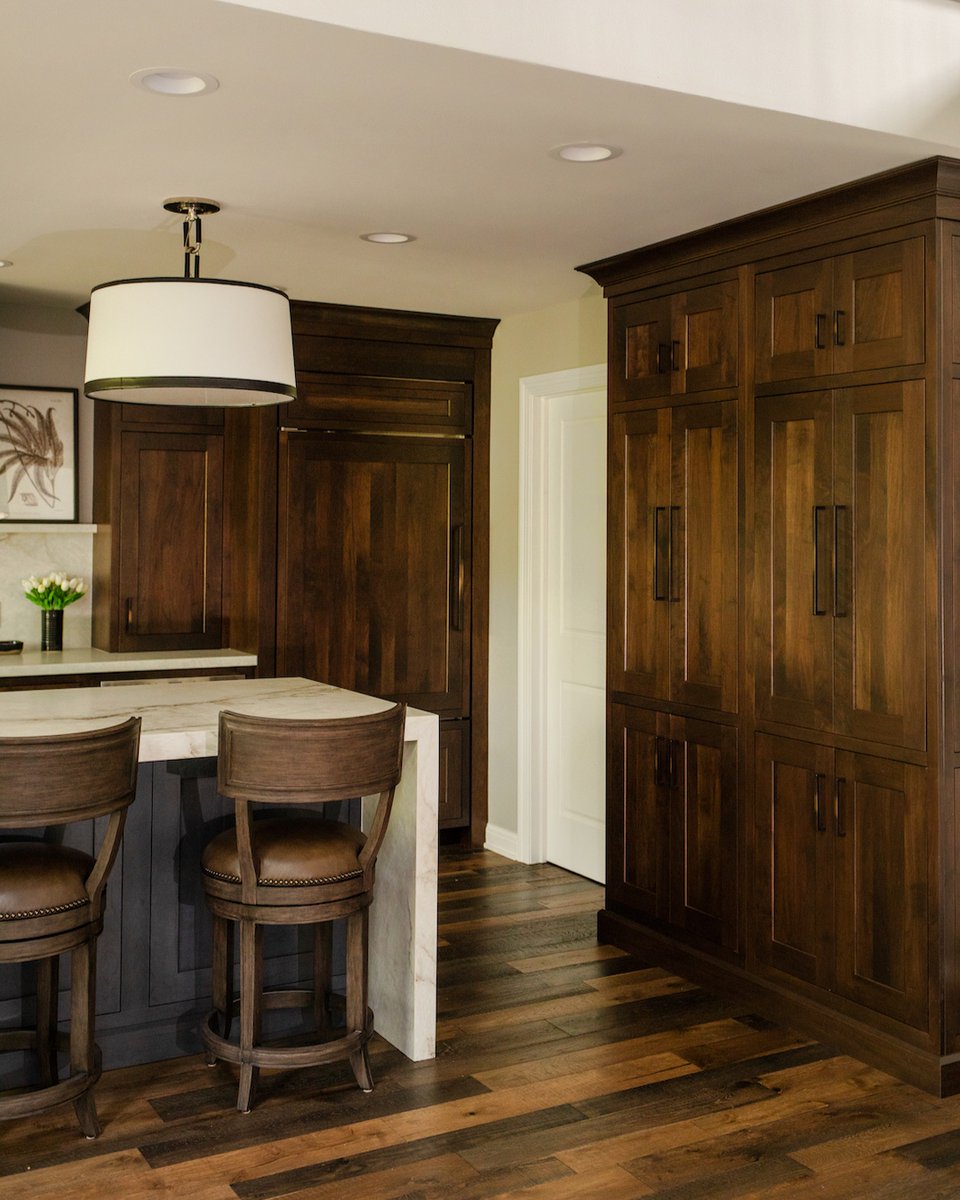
0 841 94 924
201 815 366 887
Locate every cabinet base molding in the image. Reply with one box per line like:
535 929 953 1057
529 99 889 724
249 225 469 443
598 908 953 1097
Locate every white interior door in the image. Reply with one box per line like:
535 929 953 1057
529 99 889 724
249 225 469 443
544 388 606 881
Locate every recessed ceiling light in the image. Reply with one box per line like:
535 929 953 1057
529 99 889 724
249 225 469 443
551 143 623 163
0 260 12 269
360 232 415 244
130 68 220 97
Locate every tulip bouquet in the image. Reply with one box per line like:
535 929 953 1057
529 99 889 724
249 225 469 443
22 573 87 610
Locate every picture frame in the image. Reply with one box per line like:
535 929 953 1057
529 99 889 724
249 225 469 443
0 385 79 522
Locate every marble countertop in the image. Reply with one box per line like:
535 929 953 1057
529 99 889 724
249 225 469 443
0 675 433 762
0 647 258 679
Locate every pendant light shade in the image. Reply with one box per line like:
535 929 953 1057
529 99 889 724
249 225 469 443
82 198 297 408
83 278 297 406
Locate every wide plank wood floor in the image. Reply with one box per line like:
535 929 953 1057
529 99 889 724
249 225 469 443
4 850 960 1198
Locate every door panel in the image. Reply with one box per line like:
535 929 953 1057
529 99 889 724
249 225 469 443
670 401 738 712
754 734 834 989
833 752 928 1029
832 382 925 749
277 432 468 716
676 281 739 394
117 431 223 651
618 297 673 402
609 410 670 699
607 703 668 919
833 238 924 374
755 392 833 730
669 717 738 952
755 259 833 383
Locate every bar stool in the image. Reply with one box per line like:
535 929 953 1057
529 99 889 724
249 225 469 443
0 717 141 1138
200 702 405 1113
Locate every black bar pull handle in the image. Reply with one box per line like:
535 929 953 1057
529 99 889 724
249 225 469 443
815 773 827 833
835 777 847 837
833 505 848 618
654 737 666 788
812 506 828 616
671 339 681 371
653 507 668 600
125 598 134 633
815 312 827 350
656 343 671 374
834 309 846 347
669 738 680 790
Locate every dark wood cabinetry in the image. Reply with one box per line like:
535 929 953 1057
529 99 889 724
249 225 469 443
92 405 224 652
225 302 498 840
582 158 960 1094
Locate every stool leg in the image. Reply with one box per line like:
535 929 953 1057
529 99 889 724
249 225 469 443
313 923 332 1033
237 919 262 1114
208 913 234 1062
346 908 373 1093
69 939 100 1139
35 954 60 1086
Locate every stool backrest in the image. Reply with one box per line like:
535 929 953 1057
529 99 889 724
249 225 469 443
217 703 406 886
0 717 141 828
0 716 142 907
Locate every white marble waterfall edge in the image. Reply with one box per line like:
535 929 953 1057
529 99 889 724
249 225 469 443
0 676 440 1062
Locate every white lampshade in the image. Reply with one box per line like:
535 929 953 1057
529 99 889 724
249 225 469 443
83 278 297 407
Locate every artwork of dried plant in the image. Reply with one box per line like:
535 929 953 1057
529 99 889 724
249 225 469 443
0 398 65 510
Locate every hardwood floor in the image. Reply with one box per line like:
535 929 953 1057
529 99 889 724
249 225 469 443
3 850 960 1198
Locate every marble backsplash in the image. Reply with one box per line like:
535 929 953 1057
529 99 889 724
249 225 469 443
0 526 94 650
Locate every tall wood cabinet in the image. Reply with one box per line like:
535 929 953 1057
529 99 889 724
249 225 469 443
581 157 960 1094
225 302 498 841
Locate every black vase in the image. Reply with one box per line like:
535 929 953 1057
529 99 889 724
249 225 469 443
41 609 63 652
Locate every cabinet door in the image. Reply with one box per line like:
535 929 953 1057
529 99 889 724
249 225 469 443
669 401 738 712
617 297 674 402
833 752 928 1029
832 382 925 749
754 734 834 990
754 392 833 730
117 430 223 651
277 432 468 717
608 410 670 700
832 238 924 375
607 703 669 921
755 258 834 383
674 281 738 395
668 716 739 952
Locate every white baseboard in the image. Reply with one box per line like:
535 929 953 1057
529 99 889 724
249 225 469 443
483 822 522 862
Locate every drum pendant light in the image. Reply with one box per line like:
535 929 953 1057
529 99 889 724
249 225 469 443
83 199 297 407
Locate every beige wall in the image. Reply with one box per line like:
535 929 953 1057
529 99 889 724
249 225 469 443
486 283 607 844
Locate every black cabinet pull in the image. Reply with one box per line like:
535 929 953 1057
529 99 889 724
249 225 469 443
654 736 668 788
669 738 680 790
450 525 465 631
656 343 671 374
812 506 828 616
833 505 848 618
125 597 134 633
834 309 846 347
835 777 847 837
653 506 668 600
671 339 681 371
815 773 827 833
815 312 827 350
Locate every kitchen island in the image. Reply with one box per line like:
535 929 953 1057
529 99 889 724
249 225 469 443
0 677 439 1067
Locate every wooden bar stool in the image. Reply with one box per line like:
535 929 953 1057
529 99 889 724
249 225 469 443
200 702 405 1113
0 717 141 1138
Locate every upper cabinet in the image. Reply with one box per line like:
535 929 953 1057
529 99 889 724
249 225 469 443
615 280 738 404
755 238 924 384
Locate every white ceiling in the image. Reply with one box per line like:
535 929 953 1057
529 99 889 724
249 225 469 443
4 0 960 321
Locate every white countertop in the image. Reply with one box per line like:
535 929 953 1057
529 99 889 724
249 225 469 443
0 675 434 762
0 647 258 679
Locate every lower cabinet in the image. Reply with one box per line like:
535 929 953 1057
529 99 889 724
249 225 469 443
608 703 739 955
754 733 929 1030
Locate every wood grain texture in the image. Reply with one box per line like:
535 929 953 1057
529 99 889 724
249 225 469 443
4 852 960 1197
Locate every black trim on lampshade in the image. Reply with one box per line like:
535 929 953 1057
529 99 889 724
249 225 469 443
84 375 297 397
88 276 290 298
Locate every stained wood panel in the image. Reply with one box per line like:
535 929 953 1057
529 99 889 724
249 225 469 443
606 703 666 922
756 259 833 383
277 431 468 717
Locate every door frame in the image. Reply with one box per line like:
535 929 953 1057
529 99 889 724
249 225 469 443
517 363 606 864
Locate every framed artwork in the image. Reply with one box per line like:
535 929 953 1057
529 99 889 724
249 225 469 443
0 385 79 522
